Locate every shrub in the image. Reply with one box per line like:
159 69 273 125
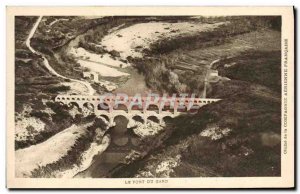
44 85 71 93
30 111 50 122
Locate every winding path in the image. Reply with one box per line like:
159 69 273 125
49 18 69 27
26 16 95 95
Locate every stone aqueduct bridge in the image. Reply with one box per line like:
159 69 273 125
54 95 221 126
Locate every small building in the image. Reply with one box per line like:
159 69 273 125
83 71 100 83
207 69 218 77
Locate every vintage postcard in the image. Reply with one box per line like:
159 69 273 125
6 6 294 188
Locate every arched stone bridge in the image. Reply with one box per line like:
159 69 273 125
54 95 221 126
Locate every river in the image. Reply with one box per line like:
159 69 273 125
75 116 141 178
64 26 150 96
63 20 150 177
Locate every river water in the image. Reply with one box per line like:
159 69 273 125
75 116 141 178
66 27 150 178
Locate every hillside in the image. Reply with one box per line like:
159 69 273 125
107 16 282 178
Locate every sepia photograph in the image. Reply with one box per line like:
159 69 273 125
6 6 294 188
